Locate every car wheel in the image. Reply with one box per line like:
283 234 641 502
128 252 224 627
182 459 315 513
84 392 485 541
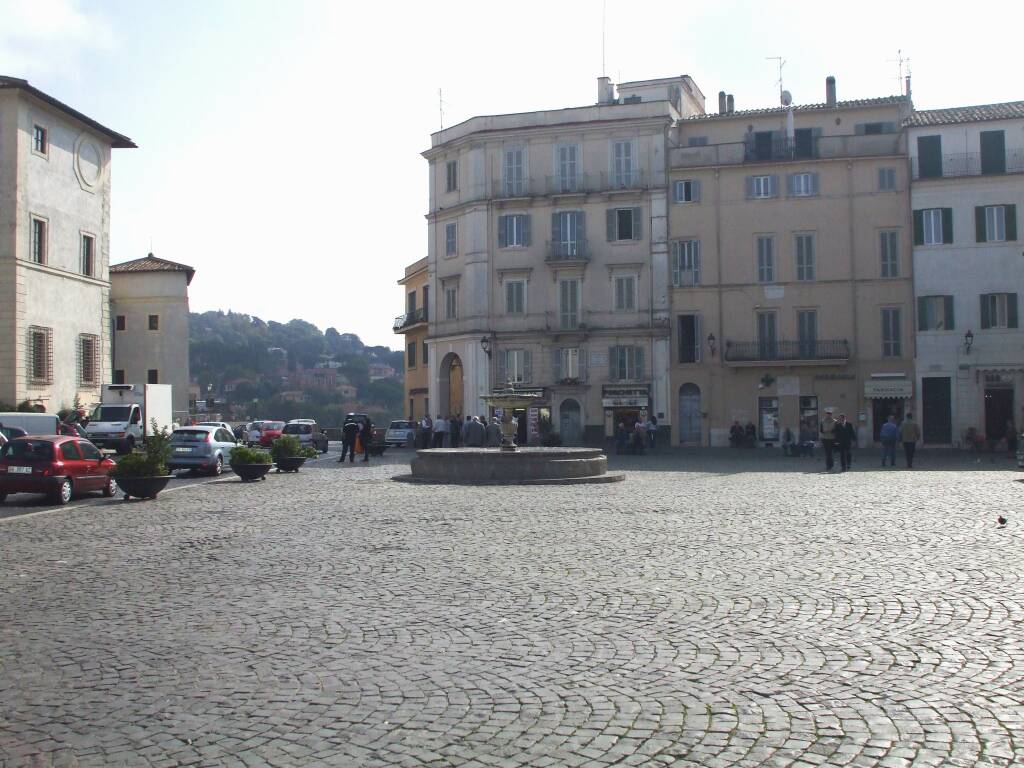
123 436 136 455
102 476 117 498
210 455 223 476
52 478 73 505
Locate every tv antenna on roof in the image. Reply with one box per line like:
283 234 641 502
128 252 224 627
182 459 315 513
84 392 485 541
438 88 445 130
887 49 910 95
766 56 785 103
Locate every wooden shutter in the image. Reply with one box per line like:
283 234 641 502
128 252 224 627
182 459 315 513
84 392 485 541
917 297 929 331
941 208 954 244
498 216 508 248
522 215 531 246
673 181 683 202
576 211 586 243
606 209 616 241
975 207 987 243
769 175 779 198
1006 204 1017 241
980 295 991 330
913 210 924 245
524 351 533 384
745 176 755 199
1009 294 1019 329
810 172 820 195
632 208 642 240
786 174 795 196
691 180 701 202
943 296 955 331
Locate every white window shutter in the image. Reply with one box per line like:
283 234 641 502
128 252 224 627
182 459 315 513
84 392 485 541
692 180 701 202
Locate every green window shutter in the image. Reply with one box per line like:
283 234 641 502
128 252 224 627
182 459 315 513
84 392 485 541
632 207 642 240
913 210 924 245
941 208 954 244
975 207 987 243
944 296 955 331
1009 294 1019 328
606 209 616 241
745 176 755 199
692 180 701 202
980 295 991 330
523 215 531 246
917 297 929 331
1006 204 1017 241
498 216 508 248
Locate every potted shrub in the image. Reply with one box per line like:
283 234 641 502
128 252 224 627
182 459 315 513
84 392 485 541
271 434 317 473
111 421 174 500
228 445 273 482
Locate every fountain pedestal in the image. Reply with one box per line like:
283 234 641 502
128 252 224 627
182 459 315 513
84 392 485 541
399 447 624 485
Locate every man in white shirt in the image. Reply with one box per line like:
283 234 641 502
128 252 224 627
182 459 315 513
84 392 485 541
432 414 448 448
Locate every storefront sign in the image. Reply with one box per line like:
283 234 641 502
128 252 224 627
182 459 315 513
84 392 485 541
864 379 912 398
984 373 1014 389
602 386 649 409
776 376 799 396
528 408 540 439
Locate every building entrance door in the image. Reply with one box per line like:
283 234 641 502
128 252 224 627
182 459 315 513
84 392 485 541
559 399 582 446
922 377 952 444
678 384 701 443
984 388 1014 446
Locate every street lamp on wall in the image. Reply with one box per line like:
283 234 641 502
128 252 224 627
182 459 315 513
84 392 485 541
964 329 974 355
480 336 492 357
706 333 717 357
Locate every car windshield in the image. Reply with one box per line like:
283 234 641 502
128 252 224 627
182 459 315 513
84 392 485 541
172 430 211 443
1 440 55 461
389 421 413 429
93 405 132 422
263 421 285 430
198 422 222 428
283 424 312 435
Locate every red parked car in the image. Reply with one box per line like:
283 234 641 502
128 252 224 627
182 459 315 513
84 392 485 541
0 436 118 505
259 421 285 447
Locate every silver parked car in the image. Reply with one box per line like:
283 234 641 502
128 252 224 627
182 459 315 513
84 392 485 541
283 419 329 453
384 420 417 448
167 425 238 476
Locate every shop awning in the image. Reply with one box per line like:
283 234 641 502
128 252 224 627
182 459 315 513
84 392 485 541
864 379 912 398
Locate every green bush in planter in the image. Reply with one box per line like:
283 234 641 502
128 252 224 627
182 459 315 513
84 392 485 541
270 435 317 460
230 446 272 465
112 421 171 478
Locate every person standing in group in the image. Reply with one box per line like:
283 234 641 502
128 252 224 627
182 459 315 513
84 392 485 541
360 417 374 463
835 413 856 472
419 414 432 448
339 417 360 463
900 412 921 468
1006 420 1019 455
485 416 502 447
464 415 485 447
819 408 837 471
646 415 657 450
449 414 462 448
432 414 447 448
879 414 899 467
632 421 646 455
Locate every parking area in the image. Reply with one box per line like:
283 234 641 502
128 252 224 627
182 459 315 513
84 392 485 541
1 449 1023 767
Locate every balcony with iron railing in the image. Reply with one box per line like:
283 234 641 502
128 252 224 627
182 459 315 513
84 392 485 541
545 239 589 263
393 307 427 332
491 171 649 200
911 149 1024 180
544 172 596 195
723 339 851 365
670 133 902 169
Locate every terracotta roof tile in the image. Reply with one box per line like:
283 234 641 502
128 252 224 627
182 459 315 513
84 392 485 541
686 95 907 121
110 254 195 285
905 100 1024 127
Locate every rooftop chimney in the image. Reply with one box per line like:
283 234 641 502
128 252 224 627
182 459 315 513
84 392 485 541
597 76 615 105
718 91 727 115
826 76 837 108
726 94 735 114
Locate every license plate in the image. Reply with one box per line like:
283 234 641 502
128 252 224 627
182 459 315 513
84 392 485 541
7 466 32 474
174 447 191 453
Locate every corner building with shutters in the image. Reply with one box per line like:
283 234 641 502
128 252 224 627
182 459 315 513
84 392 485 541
421 76 705 445
907 101 1024 446
666 78 916 446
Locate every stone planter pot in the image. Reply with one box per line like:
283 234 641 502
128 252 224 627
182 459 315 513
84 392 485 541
115 475 174 500
230 463 272 482
274 456 307 473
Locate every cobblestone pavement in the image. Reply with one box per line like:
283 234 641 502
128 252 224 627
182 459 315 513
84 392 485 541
1 449 1023 767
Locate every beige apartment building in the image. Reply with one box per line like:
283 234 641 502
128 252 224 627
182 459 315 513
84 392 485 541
394 256 429 421
0 76 135 411
422 76 705 444
667 78 915 446
110 254 195 421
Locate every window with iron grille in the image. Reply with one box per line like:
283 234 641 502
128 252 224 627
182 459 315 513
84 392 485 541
81 234 95 276
880 230 900 277
609 345 644 381
671 240 700 286
28 326 52 384
31 217 47 264
79 334 100 386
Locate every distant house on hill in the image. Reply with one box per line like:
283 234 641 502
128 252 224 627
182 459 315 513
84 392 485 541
369 363 397 381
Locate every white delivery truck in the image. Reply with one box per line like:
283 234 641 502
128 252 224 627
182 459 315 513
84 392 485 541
85 384 174 454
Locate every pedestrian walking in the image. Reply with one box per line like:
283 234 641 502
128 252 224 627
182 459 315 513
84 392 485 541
900 412 921 468
339 417 360 463
835 413 856 472
879 414 899 467
360 417 373 463
646 415 657 450
432 415 447 448
632 421 646 455
819 408 837 471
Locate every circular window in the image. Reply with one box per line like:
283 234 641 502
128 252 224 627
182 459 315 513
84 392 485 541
76 139 102 188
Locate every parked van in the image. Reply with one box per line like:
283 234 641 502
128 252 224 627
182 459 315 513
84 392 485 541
0 412 61 437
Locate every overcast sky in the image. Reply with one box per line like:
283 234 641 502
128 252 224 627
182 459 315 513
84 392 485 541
3 0 1020 348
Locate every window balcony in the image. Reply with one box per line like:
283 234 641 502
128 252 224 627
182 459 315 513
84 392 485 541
670 133 901 169
544 173 596 195
393 307 427 333
723 339 851 366
599 169 648 191
911 150 1024 180
545 239 589 263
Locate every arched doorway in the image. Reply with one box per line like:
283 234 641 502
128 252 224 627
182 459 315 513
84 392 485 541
438 352 464 417
679 383 701 443
559 398 582 445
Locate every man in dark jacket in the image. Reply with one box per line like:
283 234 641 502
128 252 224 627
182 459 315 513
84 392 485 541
464 416 486 447
449 414 462 448
360 417 373 462
339 417 360 463
835 413 856 472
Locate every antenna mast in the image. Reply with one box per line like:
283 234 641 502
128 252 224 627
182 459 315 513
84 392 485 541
766 56 785 101
601 0 607 76
887 49 910 94
439 89 444 131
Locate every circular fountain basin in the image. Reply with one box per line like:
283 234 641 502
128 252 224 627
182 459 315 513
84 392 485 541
396 447 624 485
